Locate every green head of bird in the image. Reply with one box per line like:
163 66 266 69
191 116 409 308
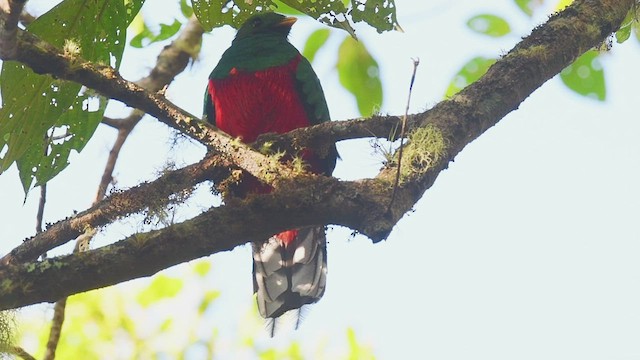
235 12 297 41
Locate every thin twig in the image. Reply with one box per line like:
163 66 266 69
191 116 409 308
36 135 48 259
101 116 123 129
42 297 66 360
9 346 37 360
36 184 46 232
94 112 143 202
36 179 47 236
387 59 419 212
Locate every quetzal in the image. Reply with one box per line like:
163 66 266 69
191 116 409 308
203 12 338 330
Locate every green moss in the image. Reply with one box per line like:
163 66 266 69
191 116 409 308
290 155 308 174
39 261 52 271
25 262 38 273
400 125 447 181
131 232 153 248
0 279 12 293
258 141 274 154
260 150 286 183
509 44 547 60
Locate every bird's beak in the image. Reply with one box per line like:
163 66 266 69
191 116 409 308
278 17 297 28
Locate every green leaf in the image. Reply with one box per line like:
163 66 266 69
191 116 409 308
198 290 220 315
286 342 303 360
555 0 573 11
514 0 544 16
0 0 143 192
346 327 375 360
466 14 511 37
350 0 402 33
616 25 632 43
130 19 183 48
136 275 184 307
272 0 304 15
191 0 276 31
260 349 277 360
302 29 331 63
560 50 606 101
445 56 496 97
159 318 173 333
192 260 212 277
17 95 107 190
615 9 635 44
130 27 153 48
158 20 183 41
191 0 399 36
0 65 80 192
337 37 383 116
180 0 194 18
275 0 357 37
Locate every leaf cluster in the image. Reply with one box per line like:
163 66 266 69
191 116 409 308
192 0 400 36
0 0 143 193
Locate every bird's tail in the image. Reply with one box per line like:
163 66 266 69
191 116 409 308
252 226 327 334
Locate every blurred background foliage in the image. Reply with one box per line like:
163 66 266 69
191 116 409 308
17 260 375 359
445 0 637 99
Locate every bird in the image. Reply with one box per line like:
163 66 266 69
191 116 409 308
203 12 338 334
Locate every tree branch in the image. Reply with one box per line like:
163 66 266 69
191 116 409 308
0 0 27 59
0 0 632 309
0 153 231 266
7 346 36 360
0 176 392 310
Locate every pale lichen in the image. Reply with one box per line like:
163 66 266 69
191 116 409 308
63 38 81 60
0 311 16 355
142 163 196 227
400 124 447 181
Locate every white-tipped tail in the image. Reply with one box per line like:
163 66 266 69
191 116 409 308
252 226 327 324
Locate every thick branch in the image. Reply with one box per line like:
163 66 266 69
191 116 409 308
0 177 392 310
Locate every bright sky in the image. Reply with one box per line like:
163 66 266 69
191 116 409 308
2 0 640 359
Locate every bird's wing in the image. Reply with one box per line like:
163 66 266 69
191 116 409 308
294 55 338 174
294 55 330 127
203 80 216 126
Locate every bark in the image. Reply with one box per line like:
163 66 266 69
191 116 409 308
0 0 633 310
